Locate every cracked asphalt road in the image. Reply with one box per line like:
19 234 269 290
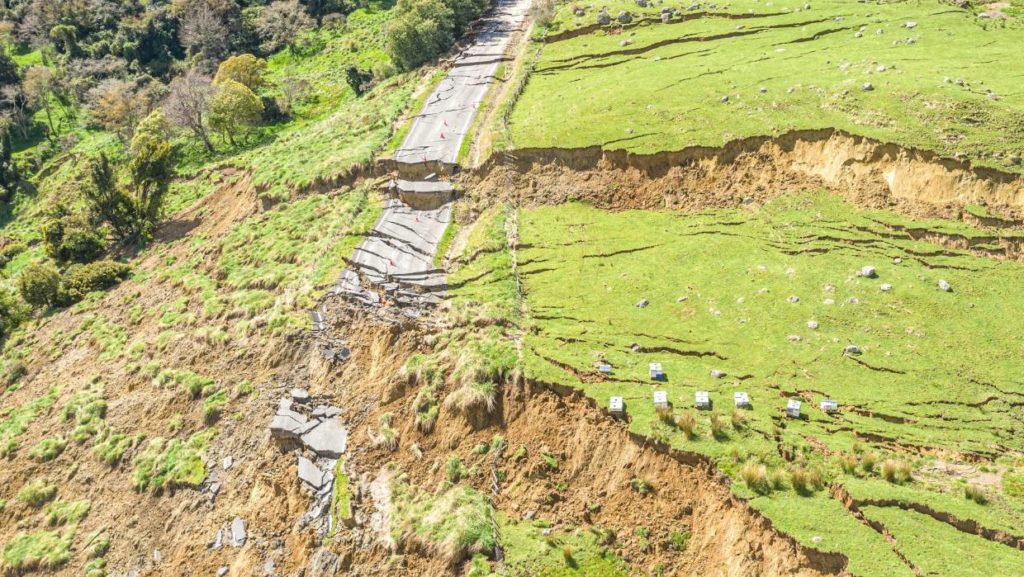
337 0 530 313
393 0 531 165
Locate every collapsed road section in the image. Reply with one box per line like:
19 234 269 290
334 0 531 315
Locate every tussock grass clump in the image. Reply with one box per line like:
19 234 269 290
861 452 879 475
675 411 696 440
630 478 653 495
769 468 789 491
731 409 746 430
839 454 858 475
0 530 72 572
154 369 217 398
17 480 57 507
965 484 988 505
93 429 132 465
446 456 466 483
444 382 498 418
132 430 215 492
709 412 726 440
790 467 825 495
741 463 772 495
45 499 90 526
880 459 913 484
390 479 494 567
377 413 399 451
412 385 439 433
29 437 67 462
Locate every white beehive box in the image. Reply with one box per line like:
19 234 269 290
786 399 802 418
609 396 624 415
821 399 839 414
734 391 750 408
649 363 664 380
653 390 668 409
695 390 711 409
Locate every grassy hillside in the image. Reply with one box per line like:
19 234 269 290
507 0 1024 173
494 192 1024 576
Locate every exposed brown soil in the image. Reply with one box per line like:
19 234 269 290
313 302 849 576
462 128 1024 225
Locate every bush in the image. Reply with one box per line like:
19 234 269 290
41 214 106 264
530 0 556 26
385 0 489 70
60 260 131 304
19 261 60 309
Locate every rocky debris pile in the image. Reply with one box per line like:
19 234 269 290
269 390 351 537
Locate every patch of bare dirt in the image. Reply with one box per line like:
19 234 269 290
463 128 1024 223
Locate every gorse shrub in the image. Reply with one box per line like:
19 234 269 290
19 261 60 309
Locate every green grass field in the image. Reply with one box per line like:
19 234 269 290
508 0 1024 173
485 191 1024 576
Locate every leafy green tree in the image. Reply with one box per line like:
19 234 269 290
128 109 174 228
345 66 373 96
208 79 263 146
48 24 79 56
19 261 60 309
385 0 455 71
214 54 267 92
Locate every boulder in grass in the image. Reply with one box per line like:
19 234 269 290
860 265 877 278
844 345 863 356
938 279 952 292
597 10 612 24
617 10 633 23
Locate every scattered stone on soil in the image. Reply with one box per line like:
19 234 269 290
222 456 233 470
292 388 311 403
860 265 877 278
229 517 247 548
861 82 874 91
938 279 952 292
807 320 819 330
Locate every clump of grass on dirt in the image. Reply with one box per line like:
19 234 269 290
390 477 495 567
16 480 57 507
132 430 215 492
1 529 73 573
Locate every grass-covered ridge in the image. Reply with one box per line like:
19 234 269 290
509 0 1024 173
509 192 1024 575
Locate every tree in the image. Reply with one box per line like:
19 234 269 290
213 54 267 91
81 154 137 241
178 0 242 65
88 78 164 142
256 0 316 54
208 79 263 146
0 53 19 88
19 261 60 309
48 24 80 56
23 66 60 141
128 109 174 228
385 0 456 71
40 207 106 263
164 69 215 152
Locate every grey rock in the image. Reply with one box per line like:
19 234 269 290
292 389 311 403
710 369 726 379
847 297 860 304
311 405 342 419
823 298 835 305
787 295 800 303
788 335 802 342
307 549 343 577
209 482 221 496
860 265 877 278
938 279 952 292
223 456 233 470
597 10 611 24
720 95 729 103
759 86 768 93
264 560 276 575
298 456 331 491
636 0 648 7
807 320 819 330
880 283 892 291
229 517 247 548
861 82 874 91
635 298 649 308
153 550 162 563
661 11 671 22
844 345 863 356
217 568 228 577
893 257 903 264
904 21 917 28
854 31 863 38
619 39 633 47
617 10 633 23
301 418 348 459
270 398 313 440
210 529 224 550
574 7 585 16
